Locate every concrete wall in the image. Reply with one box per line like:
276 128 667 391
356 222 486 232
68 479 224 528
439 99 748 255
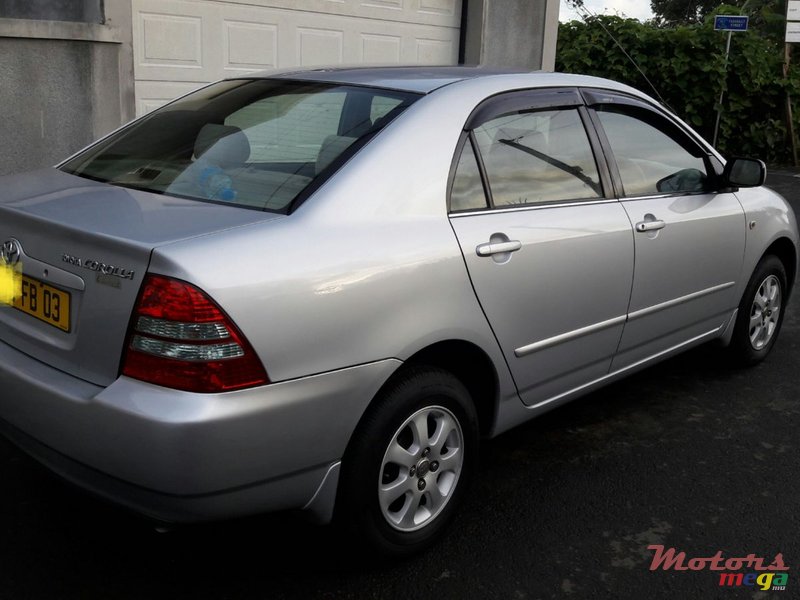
463 0 560 71
0 0 134 176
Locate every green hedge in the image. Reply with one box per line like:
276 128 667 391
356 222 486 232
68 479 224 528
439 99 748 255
556 11 800 164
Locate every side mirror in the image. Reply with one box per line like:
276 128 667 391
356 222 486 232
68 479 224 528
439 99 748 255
723 157 766 188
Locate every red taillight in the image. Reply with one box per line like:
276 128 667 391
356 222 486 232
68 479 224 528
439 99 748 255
121 274 268 393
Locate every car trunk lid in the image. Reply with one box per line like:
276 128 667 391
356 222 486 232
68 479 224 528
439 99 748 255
0 168 283 386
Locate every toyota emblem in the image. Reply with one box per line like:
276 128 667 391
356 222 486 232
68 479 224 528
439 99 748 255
1 239 21 265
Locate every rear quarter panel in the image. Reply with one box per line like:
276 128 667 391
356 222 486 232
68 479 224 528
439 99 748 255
148 81 526 429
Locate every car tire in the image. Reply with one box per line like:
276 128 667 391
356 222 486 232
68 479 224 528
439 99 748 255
335 366 478 557
729 255 787 366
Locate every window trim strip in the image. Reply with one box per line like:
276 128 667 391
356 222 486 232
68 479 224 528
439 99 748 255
449 198 619 218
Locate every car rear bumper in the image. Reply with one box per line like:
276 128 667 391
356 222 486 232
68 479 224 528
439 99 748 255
0 338 399 522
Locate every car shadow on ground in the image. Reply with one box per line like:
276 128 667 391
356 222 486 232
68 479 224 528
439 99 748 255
3 333 764 600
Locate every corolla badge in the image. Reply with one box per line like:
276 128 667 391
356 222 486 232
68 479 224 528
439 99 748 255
1 239 21 265
62 253 135 280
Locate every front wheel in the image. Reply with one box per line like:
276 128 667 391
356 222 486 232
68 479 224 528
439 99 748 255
729 255 787 366
335 366 478 557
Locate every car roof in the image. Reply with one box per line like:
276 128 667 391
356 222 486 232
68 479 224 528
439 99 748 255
241 65 546 94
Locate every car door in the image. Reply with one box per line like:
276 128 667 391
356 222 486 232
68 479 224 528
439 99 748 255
448 89 634 408
583 91 746 370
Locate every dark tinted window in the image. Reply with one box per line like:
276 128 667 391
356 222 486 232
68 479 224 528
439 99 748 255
473 109 602 206
61 80 419 212
0 0 103 23
596 108 709 197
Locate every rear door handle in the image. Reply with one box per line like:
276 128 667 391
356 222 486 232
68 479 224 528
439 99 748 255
635 220 666 233
476 240 522 257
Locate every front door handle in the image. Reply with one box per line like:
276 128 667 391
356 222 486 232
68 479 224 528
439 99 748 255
476 240 522 257
635 219 666 233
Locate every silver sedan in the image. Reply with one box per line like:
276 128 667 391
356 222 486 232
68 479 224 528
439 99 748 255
0 66 796 555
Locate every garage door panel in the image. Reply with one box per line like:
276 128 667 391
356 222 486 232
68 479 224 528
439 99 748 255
133 0 461 115
415 37 453 63
360 33 402 63
134 81 208 117
297 27 344 66
139 12 202 68
418 0 459 17
215 0 461 28
362 0 403 10
224 20 278 71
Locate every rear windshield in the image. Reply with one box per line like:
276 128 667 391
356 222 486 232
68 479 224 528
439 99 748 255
61 79 419 212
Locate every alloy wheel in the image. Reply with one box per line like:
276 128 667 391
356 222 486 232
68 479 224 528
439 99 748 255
749 274 782 351
378 405 464 532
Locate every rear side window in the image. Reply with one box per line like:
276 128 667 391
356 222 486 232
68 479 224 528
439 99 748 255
450 139 489 212
472 109 603 206
61 80 419 213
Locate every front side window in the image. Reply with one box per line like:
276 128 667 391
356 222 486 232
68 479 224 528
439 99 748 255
61 80 418 212
472 109 603 207
596 107 710 197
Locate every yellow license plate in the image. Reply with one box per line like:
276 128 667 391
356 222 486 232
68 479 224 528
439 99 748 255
13 276 71 332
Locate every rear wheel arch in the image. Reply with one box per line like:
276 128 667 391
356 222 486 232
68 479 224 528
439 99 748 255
400 340 499 438
341 339 499 470
340 340 498 469
335 362 481 555
330 342 497 554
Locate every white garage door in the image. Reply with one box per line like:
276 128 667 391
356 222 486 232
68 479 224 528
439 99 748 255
132 0 462 115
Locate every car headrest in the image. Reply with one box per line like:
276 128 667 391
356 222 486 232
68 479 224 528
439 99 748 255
370 104 406 131
194 124 250 166
315 135 356 175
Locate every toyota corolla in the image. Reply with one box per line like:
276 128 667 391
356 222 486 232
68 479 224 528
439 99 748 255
0 66 796 555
